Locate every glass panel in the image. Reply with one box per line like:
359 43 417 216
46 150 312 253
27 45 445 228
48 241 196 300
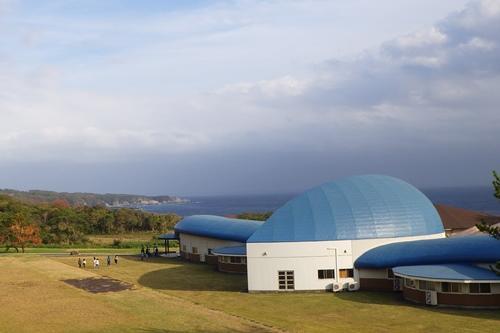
469 283 480 293
339 269 353 278
480 283 491 293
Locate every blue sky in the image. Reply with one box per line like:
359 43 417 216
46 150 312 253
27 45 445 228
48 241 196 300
0 0 499 195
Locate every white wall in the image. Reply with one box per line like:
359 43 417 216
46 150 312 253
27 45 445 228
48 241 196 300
247 240 354 291
358 268 388 279
247 232 445 291
179 233 243 262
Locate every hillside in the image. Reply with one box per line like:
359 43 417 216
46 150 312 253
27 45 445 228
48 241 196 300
0 188 188 207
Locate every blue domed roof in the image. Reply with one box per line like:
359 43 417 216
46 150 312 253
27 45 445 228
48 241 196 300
175 215 263 242
247 175 444 243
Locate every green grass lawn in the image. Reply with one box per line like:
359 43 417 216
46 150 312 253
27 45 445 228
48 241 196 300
1 254 499 333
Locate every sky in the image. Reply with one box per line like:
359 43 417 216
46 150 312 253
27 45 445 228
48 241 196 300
0 0 499 196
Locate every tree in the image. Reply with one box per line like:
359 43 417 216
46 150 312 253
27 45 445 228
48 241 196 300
5 213 41 252
476 170 500 239
9 223 42 253
493 170 500 199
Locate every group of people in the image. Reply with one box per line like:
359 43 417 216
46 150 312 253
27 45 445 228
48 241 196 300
78 255 118 269
140 244 159 260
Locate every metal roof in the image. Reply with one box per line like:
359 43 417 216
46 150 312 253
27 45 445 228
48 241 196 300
212 245 247 256
393 264 500 282
355 235 500 269
174 215 263 243
158 233 178 240
248 175 444 243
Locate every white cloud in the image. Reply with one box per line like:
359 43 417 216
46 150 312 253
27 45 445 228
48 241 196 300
0 0 498 177
394 27 448 48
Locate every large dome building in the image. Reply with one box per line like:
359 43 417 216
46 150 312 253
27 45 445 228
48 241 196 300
246 175 445 292
171 174 500 307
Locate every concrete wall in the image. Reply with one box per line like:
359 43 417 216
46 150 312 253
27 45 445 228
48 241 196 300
178 233 243 262
247 240 354 291
403 286 500 308
247 232 445 292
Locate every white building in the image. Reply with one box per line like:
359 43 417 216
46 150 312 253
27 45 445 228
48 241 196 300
172 175 500 307
245 175 445 292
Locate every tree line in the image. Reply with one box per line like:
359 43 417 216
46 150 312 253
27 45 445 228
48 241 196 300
0 195 180 252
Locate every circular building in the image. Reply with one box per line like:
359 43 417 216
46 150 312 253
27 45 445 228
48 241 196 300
355 235 500 307
246 174 445 292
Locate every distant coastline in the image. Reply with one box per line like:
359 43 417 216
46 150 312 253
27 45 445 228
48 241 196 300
141 186 500 217
0 188 190 207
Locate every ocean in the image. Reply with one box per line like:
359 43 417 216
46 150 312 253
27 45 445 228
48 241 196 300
141 186 500 217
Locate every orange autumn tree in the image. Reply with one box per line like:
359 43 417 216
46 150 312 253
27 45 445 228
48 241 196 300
7 214 41 253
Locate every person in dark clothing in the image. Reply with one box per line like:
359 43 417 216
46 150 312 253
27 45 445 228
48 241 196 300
114 255 118 264
141 245 145 255
107 255 111 266
146 247 151 258
154 247 159 257
78 257 82 268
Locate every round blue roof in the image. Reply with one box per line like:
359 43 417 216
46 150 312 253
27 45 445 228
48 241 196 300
247 175 444 243
175 215 263 243
393 264 500 282
355 235 500 269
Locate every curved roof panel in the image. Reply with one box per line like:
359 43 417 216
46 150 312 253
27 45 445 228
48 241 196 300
174 215 263 243
248 175 444 243
355 235 500 268
393 264 500 282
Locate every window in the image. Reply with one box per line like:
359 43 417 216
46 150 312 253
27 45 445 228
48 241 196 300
219 256 246 264
418 280 436 291
230 257 242 264
387 269 394 279
182 245 186 252
278 271 295 290
469 283 491 294
405 278 416 288
339 269 354 278
192 247 198 254
318 269 335 279
441 282 460 293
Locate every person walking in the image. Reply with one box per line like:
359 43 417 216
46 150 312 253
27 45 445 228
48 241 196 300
82 258 86 269
107 255 111 266
93 257 97 269
154 247 159 257
95 258 100 269
78 257 82 268
114 255 118 264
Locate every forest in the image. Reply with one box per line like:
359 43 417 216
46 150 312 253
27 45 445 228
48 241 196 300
0 195 180 252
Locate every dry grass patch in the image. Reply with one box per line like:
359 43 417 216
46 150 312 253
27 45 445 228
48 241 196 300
53 255 500 333
0 256 274 333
